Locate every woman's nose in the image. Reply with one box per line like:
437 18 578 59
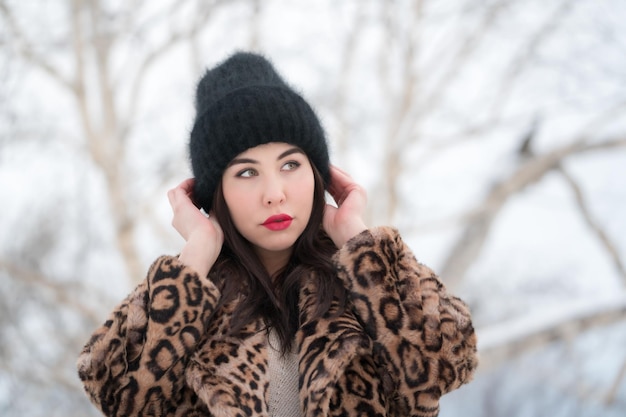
262 178 286 207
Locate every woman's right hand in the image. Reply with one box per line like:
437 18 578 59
167 178 224 277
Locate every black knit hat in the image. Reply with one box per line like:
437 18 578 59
189 52 330 211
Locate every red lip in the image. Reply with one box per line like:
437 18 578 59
262 214 293 231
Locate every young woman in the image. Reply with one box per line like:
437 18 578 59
77 52 477 417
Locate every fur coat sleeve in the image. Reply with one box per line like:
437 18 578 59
76 226 477 417
76 256 218 416
332 226 478 416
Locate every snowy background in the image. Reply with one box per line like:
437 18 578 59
1 0 625 415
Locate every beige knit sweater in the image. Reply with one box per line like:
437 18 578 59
267 329 302 417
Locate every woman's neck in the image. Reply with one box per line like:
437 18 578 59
255 247 293 277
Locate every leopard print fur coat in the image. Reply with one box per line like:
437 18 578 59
77 227 477 417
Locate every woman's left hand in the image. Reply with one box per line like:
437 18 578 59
323 165 368 248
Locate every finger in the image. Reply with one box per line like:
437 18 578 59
328 168 358 204
168 184 194 210
326 183 343 205
323 203 337 226
208 215 223 235
330 164 352 179
330 166 356 191
179 178 195 194
167 188 176 207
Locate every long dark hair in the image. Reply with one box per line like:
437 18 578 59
210 161 346 353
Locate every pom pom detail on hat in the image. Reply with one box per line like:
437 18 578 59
189 52 330 211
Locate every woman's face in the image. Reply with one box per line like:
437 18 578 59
221 142 315 266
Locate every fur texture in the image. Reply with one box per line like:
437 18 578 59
77 227 477 416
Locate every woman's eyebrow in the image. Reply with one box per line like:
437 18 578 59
227 157 257 167
227 147 303 167
277 147 304 160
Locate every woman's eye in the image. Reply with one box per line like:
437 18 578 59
237 168 257 177
282 161 301 171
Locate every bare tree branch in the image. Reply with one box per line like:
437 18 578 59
477 295 626 371
371 0 513 226
0 1 74 90
367 0 424 225
333 3 365 161
438 134 626 287
489 0 575 116
122 0 225 138
0 349 79 393
418 0 510 120
248 0 261 50
558 165 626 284
0 258 105 324
71 0 98 153
605 358 626 405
